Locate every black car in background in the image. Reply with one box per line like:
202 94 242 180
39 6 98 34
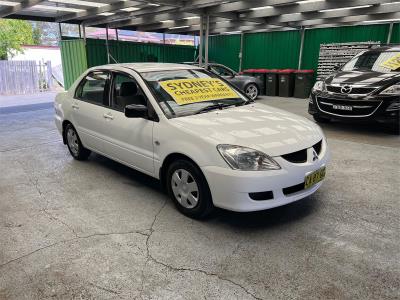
309 46 400 132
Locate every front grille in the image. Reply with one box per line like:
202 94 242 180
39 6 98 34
313 140 322 155
326 86 376 95
282 149 307 163
283 182 305 195
316 97 381 117
282 140 322 163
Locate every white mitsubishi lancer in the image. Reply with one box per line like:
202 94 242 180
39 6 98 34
55 63 330 218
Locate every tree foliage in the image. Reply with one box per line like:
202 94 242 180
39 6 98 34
0 19 35 60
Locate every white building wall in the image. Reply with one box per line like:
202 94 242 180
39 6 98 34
11 46 62 67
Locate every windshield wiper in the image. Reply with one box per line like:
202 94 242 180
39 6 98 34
194 102 236 115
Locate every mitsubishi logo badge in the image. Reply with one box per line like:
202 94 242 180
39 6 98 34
341 85 352 94
312 149 318 161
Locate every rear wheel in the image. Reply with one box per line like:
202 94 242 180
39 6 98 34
166 159 214 219
313 114 331 123
65 124 91 160
245 83 259 100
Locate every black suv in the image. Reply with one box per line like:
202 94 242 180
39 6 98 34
309 46 400 131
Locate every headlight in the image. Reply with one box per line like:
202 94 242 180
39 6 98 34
312 81 325 92
217 144 281 171
380 83 400 95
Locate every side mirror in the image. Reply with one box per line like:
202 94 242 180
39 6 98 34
333 64 341 71
125 104 148 118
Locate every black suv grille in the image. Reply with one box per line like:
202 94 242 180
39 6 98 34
282 140 322 163
316 97 381 116
326 86 376 94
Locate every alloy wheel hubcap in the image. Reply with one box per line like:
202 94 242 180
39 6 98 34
171 169 199 209
66 128 79 156
246 85 258 100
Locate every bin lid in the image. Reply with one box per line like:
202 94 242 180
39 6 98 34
277 69 296 74
252 69 269 73
242 69 256 73
294 69 314 74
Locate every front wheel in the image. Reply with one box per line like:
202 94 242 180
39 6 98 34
166 159 214 219
65 124 91 160
245 83 259 100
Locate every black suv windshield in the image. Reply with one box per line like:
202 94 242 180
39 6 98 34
141 69 248 118
342 50 400 73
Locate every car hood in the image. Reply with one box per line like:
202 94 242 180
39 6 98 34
325 70 400 86
169 103 323 157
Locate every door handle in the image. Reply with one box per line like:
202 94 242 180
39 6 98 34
103 113 114 120
72 104 79 110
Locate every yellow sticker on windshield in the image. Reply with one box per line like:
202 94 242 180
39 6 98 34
381 53 400 70
160 78 238 105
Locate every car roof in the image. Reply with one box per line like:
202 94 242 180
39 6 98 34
89 63 204 73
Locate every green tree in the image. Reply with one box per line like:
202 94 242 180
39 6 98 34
0 19 34 60
32 26 41 45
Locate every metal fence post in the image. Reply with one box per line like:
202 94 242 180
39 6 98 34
239 32 244 72
298 28 305 70
387 23 394 44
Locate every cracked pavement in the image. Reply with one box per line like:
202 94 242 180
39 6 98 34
0 96 399 299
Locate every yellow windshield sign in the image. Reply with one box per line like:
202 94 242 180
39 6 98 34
381 53 400 70
160 78 239 105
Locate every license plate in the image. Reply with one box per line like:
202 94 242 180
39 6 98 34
304 167 326 189
333 104 352 111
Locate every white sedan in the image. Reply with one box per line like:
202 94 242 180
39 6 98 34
55 63 330 218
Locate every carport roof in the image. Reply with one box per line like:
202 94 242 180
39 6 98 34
1 0 400 34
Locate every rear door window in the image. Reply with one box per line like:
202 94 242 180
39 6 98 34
76 71 110 106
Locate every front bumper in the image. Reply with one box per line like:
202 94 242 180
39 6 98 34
201 140 330 212
308 92 400 124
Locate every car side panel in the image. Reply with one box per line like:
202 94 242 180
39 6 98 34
70 100 107 153
101 109 155 176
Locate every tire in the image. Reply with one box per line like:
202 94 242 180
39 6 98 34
245 83 259 100
313 114 331 123
166 159 214 219
64 124 91 160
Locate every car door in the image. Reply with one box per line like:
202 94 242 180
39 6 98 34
100 71 155 176
71 70 111 153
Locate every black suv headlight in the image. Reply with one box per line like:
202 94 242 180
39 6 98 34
312 81 326 93
380 83 400 95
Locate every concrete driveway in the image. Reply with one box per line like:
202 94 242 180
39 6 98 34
1 96 399 299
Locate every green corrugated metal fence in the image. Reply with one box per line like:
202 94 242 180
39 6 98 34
208 23 399 75
208 34 241 71
61 24 399 89
243 30 301 71
390 23 400 43
60 38 196 89
60 39 87 89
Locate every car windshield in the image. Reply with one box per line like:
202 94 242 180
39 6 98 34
141 69 248 118
342 50 400 73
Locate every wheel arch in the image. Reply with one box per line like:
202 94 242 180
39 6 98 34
245 81 260 91
61 120 73 144
159 152 203 190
